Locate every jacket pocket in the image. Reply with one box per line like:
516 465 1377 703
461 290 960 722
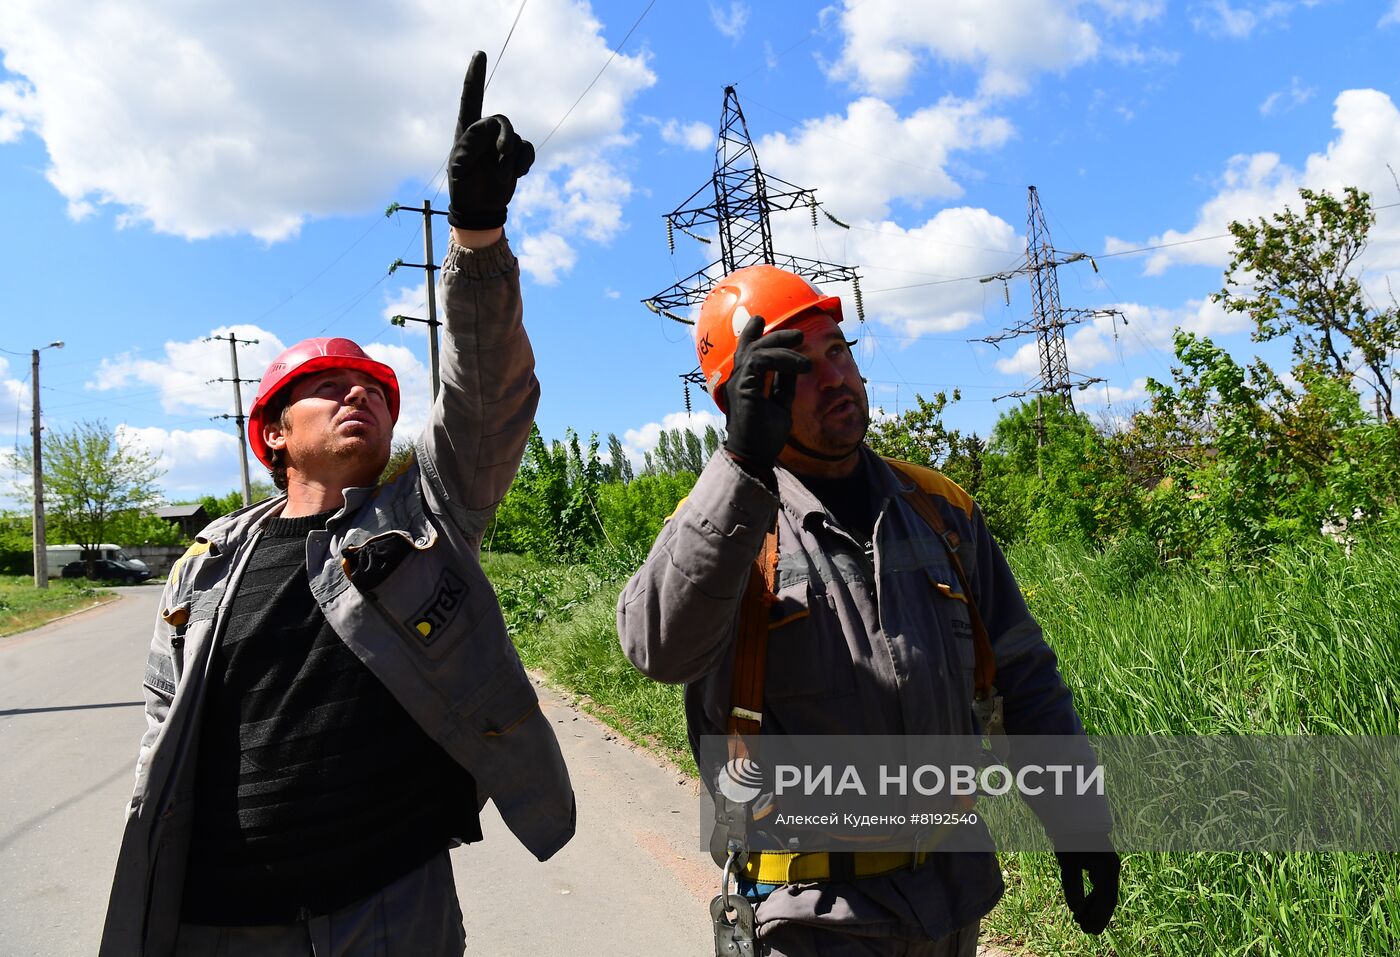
926 569 976 694
344 531 489 666
763 584 856 702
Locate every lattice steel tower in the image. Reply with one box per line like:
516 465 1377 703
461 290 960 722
980 186 1120 411
643 86 862 403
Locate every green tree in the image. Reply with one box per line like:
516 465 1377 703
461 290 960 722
14 420 165 577
642 426 715 476
603 433 634 485
1215 186 1400 420
864 389 983 495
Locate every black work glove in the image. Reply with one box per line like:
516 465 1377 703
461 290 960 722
722 315 811 474
1055 849 1121 935
447 51 535 230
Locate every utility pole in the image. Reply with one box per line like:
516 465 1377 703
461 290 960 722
642 86 862 405
30 340 63 588
206 333 260 507
387 199 448 399
978 186 1121 451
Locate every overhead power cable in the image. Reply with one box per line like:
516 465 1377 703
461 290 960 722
537 0 659 152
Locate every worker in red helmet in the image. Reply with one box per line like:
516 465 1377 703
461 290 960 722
618 265 1119 955
101 52 572 957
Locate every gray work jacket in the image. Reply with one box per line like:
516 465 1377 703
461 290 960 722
99 237 575 957
618 448 1109 941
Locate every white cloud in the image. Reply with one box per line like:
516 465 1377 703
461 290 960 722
828 0 1116 98
993 297 1251 378
1259 76 1315 116
115 425 242 499
380 282 429 334
1188 0 1324 38
1076 377 1150 407
0 356 27 437
804 208 1022 339
0 78 38 143
1106 89 1400 277
756 97 1012 222
0 0 654 276
517 232 578 285
1382 1 1400 27
709 2 750 40
660 119 715 151
91 325 288 416
359 343 431 446
623 409 726 468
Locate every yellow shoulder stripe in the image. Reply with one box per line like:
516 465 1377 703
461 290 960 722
881 457 975 519
666 495 690 522
169 540 210 586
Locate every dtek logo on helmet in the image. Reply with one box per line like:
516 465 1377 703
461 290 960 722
695 266 844 413
246 337 402 469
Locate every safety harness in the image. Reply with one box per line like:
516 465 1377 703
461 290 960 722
711 459 1004 956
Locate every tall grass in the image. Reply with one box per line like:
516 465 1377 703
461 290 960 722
481 550 692 771
481 538 1400 955
986 536 1400 955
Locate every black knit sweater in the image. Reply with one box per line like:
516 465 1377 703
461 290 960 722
181 509 480 924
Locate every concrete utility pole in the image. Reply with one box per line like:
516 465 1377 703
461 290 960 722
206 333 260 507
30 340 63 588
387 199 448 399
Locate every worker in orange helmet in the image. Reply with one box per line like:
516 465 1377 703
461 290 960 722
619 264 1119 955
101 52 573 957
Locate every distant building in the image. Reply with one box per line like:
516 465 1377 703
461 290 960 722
155 504 209 539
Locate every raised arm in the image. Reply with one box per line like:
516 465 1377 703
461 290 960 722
416 51 538 539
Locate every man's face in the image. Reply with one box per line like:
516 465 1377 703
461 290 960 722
783 313 869 460
263 368 393 485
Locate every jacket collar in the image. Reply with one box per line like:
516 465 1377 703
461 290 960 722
774 444 906 528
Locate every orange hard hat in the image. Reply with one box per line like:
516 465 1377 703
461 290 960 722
695 265 843 412
247 337 400 468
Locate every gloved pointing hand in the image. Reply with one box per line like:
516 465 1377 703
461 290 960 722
447 51 535 230
722 315 811 474
1055 849 1121 935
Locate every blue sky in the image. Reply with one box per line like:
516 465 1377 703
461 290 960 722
3 0 1399 500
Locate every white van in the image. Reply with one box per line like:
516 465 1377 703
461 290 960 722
44 544 151 579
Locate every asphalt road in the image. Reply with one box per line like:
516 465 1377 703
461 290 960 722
0 587 1016 956
0 586 716 956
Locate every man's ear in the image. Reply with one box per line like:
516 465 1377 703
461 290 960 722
263 418 288 453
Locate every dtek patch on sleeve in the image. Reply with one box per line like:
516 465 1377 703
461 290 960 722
408 568 471 646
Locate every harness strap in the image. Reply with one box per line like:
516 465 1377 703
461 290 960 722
884 460 997 700
727 523 779 763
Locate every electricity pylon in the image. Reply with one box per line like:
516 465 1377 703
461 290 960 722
979 186 1122 447
643 86 862 408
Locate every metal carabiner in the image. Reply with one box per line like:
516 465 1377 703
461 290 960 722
711 850 757 957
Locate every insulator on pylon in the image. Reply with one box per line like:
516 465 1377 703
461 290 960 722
809 194 819 231
1003 281 1010 306
684 382 692 417
823 209 851 229
666 220 675 254
852 275 866 322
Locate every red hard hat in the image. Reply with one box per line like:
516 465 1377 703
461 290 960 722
247 337 400 468
696 265 843 412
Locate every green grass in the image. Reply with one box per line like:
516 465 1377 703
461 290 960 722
0 574 116 638
480 550 692 772
480 539 1400 955
983 537 1400 956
